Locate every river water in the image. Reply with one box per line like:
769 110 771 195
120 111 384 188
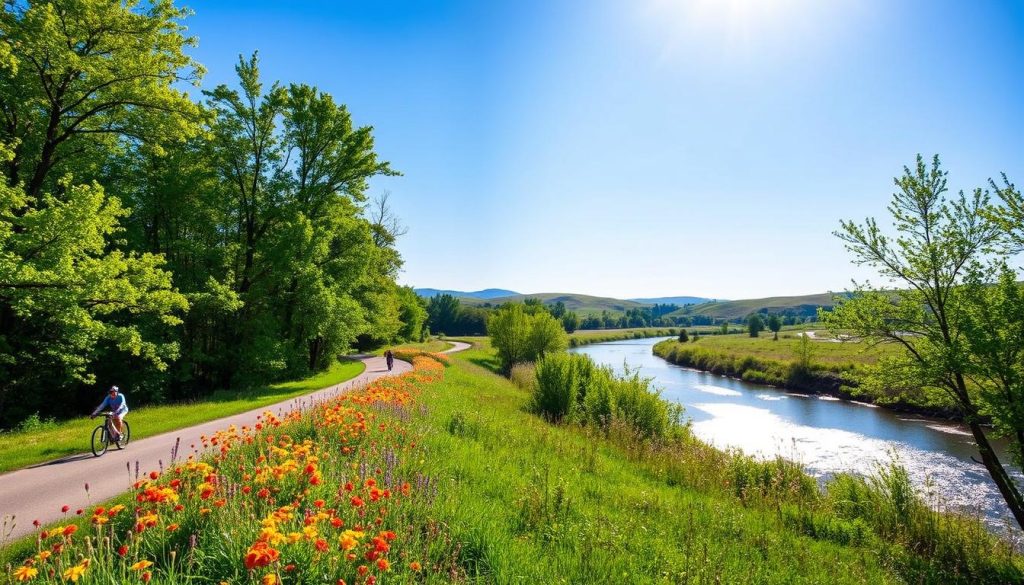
570 337 1024 537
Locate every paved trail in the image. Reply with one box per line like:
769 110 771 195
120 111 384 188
0 341 470 543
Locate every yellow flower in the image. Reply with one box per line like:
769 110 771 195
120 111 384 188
339 529 364 552
262 574 278 585
62 562 88 582
130 560 154 571
13 566 38 581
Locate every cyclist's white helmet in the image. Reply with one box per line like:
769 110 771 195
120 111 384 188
109 385 119 393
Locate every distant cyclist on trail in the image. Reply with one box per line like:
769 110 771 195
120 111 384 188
385 349 394 372
90 385 128 444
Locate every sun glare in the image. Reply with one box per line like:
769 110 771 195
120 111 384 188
642 0 815 62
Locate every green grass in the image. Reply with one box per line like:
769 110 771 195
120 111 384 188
694 331 898 367
0 359 365 474
373 339 453 354
568 326 731 347
406 345 1021 583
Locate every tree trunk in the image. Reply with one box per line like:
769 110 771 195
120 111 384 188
968 420 1024 530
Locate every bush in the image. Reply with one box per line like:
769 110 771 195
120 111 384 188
533 353 682 438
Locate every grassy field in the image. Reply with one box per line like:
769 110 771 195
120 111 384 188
4 344 1019 583
0 359 365 474
413 343 1019 582
695 331 899 367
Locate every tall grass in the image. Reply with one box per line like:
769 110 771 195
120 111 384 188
533 353 684 438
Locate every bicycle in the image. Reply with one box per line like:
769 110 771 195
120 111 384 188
90 412 131 457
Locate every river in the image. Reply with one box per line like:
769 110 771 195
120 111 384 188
570 337 1024 537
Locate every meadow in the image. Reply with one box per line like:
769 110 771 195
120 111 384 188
4 343 1019 584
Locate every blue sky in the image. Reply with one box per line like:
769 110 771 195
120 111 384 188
184 0 1024 300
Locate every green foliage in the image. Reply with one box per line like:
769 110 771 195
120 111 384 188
0 0 203 196
825 154 1024 528
767 314 782 339
0 167 188 424
487 303 567 373
678 329 689 342
532 352 682 438
747 314 764 337
0 2 417 426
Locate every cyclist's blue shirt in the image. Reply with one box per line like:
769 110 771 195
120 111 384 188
96 393 128 416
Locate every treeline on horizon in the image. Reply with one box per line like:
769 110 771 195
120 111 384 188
0 1 428 428
424 292 814 336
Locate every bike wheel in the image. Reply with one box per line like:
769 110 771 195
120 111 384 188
91 425 108 457
116 421 131 449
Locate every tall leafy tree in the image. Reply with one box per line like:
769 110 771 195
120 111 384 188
824 155 1024 529
0 143 187 424
0 0 203 195
200 54 396 383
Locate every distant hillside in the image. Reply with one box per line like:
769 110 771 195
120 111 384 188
462 292 650 316
630 296 716 306
414 288 520 300
672 292 848 321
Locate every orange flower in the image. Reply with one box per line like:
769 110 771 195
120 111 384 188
142 571 152 583
130 560 154 571
261 574 277 585
13 565 38 581
62 525 77 537
244 542 280 570
410 561 422 572
376 558 390 571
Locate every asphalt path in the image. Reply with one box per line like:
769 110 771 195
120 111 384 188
0 341 470 543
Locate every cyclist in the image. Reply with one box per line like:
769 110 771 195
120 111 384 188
90 385 128 444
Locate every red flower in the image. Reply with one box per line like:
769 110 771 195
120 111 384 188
149 471 159 480
118 545 129 557
350 496 364 508
61 505 70 513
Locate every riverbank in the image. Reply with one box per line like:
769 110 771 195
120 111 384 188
4 342 1020 583
653 336 962 419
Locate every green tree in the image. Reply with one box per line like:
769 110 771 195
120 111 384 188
396 286 427 342
720 321 729 334
488 303 568 373
767 314 782 340
549 300 567 319
427 294 461 335
0 143 188 424
824 155 1024 529
678 329 689 342
561 311 580 333
747 314 764 338
0 0 203 195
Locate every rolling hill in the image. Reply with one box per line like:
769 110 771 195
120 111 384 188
414 288 520 300
461 292 650 316
670 292 848 321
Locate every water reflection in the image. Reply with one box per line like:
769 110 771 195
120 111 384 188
570 337 1023 536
